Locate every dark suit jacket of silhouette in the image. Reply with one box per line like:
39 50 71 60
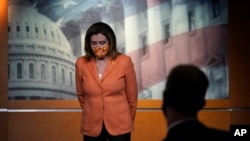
163 119 230 141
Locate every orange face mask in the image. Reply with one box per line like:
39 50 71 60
92 45 110 59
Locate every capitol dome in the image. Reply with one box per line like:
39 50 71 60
8 0 77 100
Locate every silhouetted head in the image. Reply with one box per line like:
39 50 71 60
162 64 209 116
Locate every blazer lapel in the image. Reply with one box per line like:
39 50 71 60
101 58 116 80
86 59 101 85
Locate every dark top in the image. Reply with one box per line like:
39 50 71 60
163 120 230 141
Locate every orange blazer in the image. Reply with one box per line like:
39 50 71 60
75 54 138 137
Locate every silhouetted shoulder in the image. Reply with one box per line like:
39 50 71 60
205 127 230 141
164 120 230 141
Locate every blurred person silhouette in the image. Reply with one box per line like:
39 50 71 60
75 22 138 141
161 64 230 141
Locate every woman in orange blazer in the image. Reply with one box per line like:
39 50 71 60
75 22 138 141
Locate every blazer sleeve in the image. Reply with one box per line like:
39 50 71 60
125 57 138 121
75 58 85 108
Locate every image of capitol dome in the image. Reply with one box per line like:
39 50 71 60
8 0 76 100
7 0 229 100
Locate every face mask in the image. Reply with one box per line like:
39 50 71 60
92 45 110 59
